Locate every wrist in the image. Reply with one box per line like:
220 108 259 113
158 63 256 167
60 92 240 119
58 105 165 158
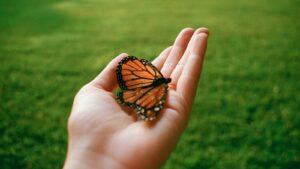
63 139 128 169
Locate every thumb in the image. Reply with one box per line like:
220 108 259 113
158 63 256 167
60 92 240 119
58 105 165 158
90 53 128 91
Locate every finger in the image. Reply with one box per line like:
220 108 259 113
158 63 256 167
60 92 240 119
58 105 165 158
160 28 194 78
90 53 128 91
182 28 209 62
170 27 209 88
152 46 172 70
177 33 208 106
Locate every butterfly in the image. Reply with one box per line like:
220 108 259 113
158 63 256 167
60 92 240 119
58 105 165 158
116 56 171 121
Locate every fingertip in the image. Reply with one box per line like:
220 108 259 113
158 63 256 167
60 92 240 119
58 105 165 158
161 46 173 56
177 27 194 37
174 28 195 47
195 27 209 36
157 46 172 57
195 33 209 42
191 33 208 56
112 53 129 65
118 53 129 58
182 27 194 32
164 46 173 52
152 46 173 69
91 53 128 91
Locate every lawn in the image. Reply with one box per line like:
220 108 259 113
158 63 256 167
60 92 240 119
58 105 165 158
0 0 299 168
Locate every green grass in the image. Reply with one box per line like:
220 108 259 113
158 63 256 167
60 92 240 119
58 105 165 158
1 0 299 168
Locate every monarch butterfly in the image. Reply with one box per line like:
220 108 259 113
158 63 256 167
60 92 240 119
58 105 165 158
116 56 171 121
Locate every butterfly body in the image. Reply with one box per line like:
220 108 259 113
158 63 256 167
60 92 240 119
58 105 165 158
116 56 171 121
149 77 171 88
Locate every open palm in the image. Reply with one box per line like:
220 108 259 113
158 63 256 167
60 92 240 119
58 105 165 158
64 27 209 169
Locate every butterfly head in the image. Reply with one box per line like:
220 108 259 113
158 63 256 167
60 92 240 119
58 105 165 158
165 78 171 84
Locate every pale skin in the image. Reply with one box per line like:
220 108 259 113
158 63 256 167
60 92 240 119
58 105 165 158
63 27 209 169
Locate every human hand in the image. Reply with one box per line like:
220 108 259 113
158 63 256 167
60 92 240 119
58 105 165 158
63 27 209 169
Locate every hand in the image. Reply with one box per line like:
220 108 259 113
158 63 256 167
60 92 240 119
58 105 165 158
63 27 209 169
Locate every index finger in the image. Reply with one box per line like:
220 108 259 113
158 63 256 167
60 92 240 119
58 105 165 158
176 33 208 106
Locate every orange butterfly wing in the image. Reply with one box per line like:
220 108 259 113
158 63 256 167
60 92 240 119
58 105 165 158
116 56 163 90
117 84 168 120
116 56 170 121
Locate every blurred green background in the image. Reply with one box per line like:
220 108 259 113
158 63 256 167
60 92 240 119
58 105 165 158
1 0 299 168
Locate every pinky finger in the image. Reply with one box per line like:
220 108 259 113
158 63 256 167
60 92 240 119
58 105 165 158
152 46 172 70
